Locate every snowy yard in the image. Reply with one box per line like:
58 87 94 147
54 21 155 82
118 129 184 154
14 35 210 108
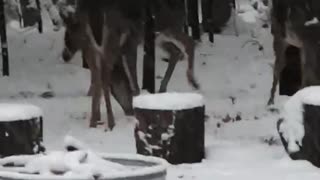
1 2 320 179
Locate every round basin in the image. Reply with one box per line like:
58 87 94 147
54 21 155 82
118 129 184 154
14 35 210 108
0 153 168 180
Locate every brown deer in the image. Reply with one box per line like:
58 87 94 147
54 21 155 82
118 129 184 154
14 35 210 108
60 0 199 130
268 0 320 105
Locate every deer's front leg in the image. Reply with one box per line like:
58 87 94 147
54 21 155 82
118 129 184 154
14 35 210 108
159 42 182 93
101 51 115 131
268 38 287 105
83 49 102 127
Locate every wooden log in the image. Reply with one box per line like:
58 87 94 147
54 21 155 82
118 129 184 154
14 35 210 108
133 93 205 164
277 87 320 167
0 104 45 158
279 45 301 96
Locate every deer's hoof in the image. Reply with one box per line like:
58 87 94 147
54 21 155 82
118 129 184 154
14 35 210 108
267 99 274 106
158 88 167 93
89 122 97 128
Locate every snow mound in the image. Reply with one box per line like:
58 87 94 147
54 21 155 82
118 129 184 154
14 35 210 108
133 92 205 110
0 104 42 122
279 86 320 153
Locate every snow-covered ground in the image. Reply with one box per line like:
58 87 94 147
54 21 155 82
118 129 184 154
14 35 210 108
1 1 320 179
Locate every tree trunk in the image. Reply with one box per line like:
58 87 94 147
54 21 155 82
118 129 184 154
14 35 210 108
187 0 200 40
35 0 43 33
201 0 214 43
0 115 45 158
278 104 320 167
142 2 155 94
134 97 205 164
0 0 9 76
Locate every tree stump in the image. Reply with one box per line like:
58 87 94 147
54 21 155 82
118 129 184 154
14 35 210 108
279 45 301 96
133 93 205 164
0 104 45 158
277 86 320 167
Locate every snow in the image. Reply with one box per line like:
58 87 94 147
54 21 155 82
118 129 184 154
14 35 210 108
133 92 204 110
278 86 320 153
0 103 42 121
1 0 320 179
305 17 320 26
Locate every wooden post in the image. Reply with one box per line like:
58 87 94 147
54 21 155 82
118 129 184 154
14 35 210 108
142 1 155 94
187 0 201 41
134 93 205 164
0 0 9 76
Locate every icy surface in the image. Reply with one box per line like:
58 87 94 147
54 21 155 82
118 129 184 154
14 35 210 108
133 92 204 110
0 104 42 121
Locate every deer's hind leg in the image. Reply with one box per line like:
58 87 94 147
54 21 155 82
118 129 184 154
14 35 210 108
268 37 288 105
170 31 199 90
83 48 102 127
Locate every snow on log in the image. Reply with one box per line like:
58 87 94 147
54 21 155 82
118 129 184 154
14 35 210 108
278 86 320 167
133 92 205 164
0 104 44 158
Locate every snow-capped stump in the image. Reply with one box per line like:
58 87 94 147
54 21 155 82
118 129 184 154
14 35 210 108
0 104 44 157
133 92 205 164
277 86 320 167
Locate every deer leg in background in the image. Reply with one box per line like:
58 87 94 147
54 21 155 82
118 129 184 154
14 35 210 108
100 50 115 131
110 36 139 116
83 54 95 96
121 36 140 95
110 56 135 116
173 31 199 90
268 38 287 105
83 48 102 127
159 42 183 93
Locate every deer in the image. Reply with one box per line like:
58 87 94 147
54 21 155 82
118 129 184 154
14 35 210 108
268 0 320 105
59 0 199 130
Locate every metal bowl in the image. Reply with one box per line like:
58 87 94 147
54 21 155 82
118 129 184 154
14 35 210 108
0 153 168 180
